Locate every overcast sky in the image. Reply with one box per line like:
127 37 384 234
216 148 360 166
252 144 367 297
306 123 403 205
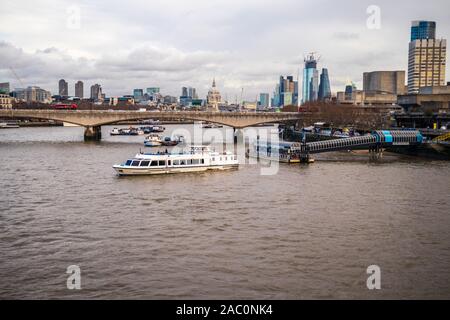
0 0 449 100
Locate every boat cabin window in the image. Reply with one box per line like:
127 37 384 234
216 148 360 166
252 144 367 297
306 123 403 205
180 160 185 165
211 157 215 161
168 160 171 166
201 159 205 164
158 160 165 166
125 160 132 166
140 160 150 167
173 160 180 165
131 160 140 166
150 161 158 167
192 159 199 165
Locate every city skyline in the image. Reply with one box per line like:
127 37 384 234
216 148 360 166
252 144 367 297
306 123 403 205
0 0 449 100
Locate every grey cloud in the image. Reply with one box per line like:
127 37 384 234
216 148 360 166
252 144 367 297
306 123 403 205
1 0 449 99
332 32 360 40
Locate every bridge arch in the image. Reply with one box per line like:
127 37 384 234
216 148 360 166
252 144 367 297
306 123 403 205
0 113 86 126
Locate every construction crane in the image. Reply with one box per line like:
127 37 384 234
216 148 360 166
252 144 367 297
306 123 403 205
9 67 25 88
304 51 321 64
240 87 244 107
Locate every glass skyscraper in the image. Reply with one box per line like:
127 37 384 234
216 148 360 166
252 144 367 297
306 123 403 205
275 76 297 107
410 21 436 41
259 93 269 109
133 89 144 102
318 68 331 101
302 54 319 104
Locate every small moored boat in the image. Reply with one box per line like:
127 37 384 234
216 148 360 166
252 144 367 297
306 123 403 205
151 125 165 133
161 135 184 146
0 122 20 129
110 128 122 135
144 133 163 147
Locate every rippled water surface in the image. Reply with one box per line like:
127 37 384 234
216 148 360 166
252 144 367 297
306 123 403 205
1 126 450 299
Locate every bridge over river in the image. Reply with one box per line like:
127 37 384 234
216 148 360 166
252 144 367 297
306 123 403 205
0 109 302 140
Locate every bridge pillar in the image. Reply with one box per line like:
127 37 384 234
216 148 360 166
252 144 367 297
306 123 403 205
84 125 102 141
233 128 245 162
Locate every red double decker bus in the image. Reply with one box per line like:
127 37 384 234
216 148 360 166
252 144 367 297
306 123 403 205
52 103 78 110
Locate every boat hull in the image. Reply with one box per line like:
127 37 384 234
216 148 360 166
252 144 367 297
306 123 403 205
247 153 300 163
144 142 162 147
113 164 239 176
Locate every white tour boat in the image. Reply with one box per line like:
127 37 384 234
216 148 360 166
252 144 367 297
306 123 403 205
113 146 239 176
0 122 20 129
144 133 163 147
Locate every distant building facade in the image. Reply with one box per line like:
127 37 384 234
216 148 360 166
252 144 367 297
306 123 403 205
363 71 406 95
0 94 13 109
180 86 197 107
407 21 446 93
398 84 450 112
90 84 103 102
258 93 270 109
337 83 364 105
75 81 83 98
59 79 68 96
133 89 144 102
206 79 221 111
146 87 161 102
274 76 298 107
13 86 52 103
0 82 10 95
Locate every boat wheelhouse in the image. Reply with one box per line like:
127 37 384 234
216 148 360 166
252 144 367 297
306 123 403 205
113 146 239 175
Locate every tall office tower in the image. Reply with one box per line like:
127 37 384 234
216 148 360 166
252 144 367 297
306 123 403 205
181 87 188 97
273 84 280 107
411 21 436 41
90 84 102 101
345 83 357 101
318 68 331 100
75 81 84 98
59 79 68 96
146 87 160 102
0 82 10 94
133 89 144 102
408 21 446 93
187 87 197 99
180 87 196 106
293 80 299 105
259 93 270 109
276 76 297 106
278 76 285 106
302 54 319 104
146 87 160 95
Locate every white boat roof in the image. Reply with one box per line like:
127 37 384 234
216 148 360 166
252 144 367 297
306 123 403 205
132 147 234 160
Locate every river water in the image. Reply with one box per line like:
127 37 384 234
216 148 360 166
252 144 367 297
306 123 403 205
1 125 450 299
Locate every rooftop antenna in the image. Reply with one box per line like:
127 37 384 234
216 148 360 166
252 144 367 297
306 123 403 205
240 87 244 107
297 67 301 108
